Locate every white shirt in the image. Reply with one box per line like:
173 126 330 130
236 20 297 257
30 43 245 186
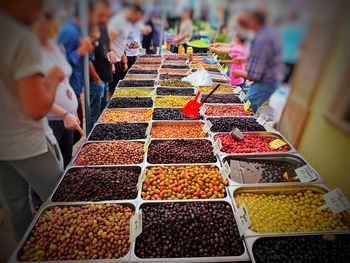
108 12 133 62
178 19 193 44
0 12 48 160
43 40 78 120
125 22 144 57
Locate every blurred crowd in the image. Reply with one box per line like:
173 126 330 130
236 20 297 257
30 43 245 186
0 0 305 244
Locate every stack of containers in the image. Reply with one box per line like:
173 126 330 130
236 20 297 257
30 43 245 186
11 53 350 263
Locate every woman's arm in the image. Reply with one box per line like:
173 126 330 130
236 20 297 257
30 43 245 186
50 103 84 135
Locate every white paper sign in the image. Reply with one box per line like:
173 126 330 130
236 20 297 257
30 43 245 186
143 139 151 152
145 124 152 137
238 91 246 101
213 138 222 155
194 86 199 94
323 188 350 214
256 113 269 125
234 86 242 94
129 209 143 242
221 162 231 179
295 165 318 182
205 120 213 129
203 123 210 133
199 105 208 115
229 127 244 141
137 169 146 190
237 203 251 236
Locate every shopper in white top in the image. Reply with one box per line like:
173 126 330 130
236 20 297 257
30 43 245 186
174 9 193 45
107 4 144 96
34 13 83 168
0 0 64 242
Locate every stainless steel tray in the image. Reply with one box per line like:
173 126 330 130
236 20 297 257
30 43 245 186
144 138 220 167
129 199 250 262
153 96 194 108
71 140 147 167
49 165 143 203
124 74 158 80
149 120 208 139
244 232 350 263
213 131 296 156
112 87 155 98
137 163 229 202
203 104 253 117
229 183 350 237
10 201 137 263
221 153 323 185
97 108 153 124
87 122 150 141
206 116 266 133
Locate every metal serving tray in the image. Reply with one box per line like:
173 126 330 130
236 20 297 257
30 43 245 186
203 104 253 117
124 74 159 81
244 232 350 263
156 87 195 96
144 138 220 167
71 140 147 167
87 122 150 141
97 108 153 124
112 88 155 98
159 69 191 75
10 201 137 263
221 153 323 185
49 165 142 203
149 120 208 139
107 97 154 109
229 183 350 237
213 131 296 157
206 116 266 133
153 96 194 108
129 199 250 262
137 163 229 202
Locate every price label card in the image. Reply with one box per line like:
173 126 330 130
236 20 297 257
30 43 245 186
203 123 210 133
269 139 287 149
229 127 244 141
323 188 350 214
238 91 246 101
243 100 251 112
234 86 242 93
194 86 199 94
205 120 213 129
256 113 269 125
143 139 151 152
137 169 146 190
129 209 143 242
221 162 231 179
295 165 318 182
213 138 222 155
199 105 208 115
237 203 251 236
145 124 152 137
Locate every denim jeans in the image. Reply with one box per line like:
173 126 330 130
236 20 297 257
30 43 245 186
244 82 279 113
89 81 105 131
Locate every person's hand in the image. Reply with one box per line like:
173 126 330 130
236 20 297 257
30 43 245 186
232 57 246 64
122 62 128 72
77 37 94 56
63 113 84 135
107 51 117 64
232 70 244 78
47 66 65 85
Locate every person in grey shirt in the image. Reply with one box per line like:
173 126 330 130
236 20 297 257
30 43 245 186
0 0 64 242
